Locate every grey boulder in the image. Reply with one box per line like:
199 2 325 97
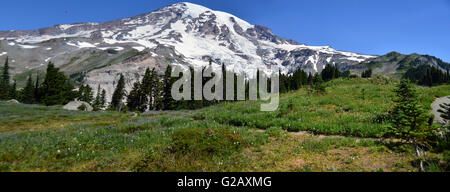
63 101 93 111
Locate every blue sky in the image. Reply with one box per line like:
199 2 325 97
1 0 449 61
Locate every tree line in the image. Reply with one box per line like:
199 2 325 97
278 64 355 94
2 55 377 112
1 57 348 111
14 61 78 106
0 57 107 109
403 65 450 87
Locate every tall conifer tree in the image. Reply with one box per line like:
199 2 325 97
21 75 35 104
110 74 126 110
40 62 75 106
0 57 10 99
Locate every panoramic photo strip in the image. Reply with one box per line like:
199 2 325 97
0 0 449 190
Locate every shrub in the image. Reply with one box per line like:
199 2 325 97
77 104 88 111
120 124 152 134
106 49 119 54
371 112 391 124
265 127 284 138
170 128 244 156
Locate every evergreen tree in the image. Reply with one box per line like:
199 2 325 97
10 80 17 100
447 69 450 83
233 72 239 101
153 71 164 110
77 84 85 100
100 89 106 108
127 82 148 112
141 68 154 111
40 62 76 106
404 65 449 86
110 74 126 110
307 72 313 85
389 79 435 171
78 84 94 104
279 71 288 93
34 73 40 103
222 63 227 100
187 66 203 109
334 66 341 79
0 57 10 99
290 69 307 90
321 64 337 81
389 79 434 146
361 69 372 78
438 97 450 123
150 69 159 110
92 85 103 111
310 73 326 94
127 82 140 111
21 74 35 104
160 65 177 110
256 69 260 99
341 70 351 78
427 68 433 87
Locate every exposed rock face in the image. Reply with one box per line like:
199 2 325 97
431 96 450 125
63 101 93 111
0 2 375 102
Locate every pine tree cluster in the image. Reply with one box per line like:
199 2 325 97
279 64 342 94
403 65 450 87
1 58 78 106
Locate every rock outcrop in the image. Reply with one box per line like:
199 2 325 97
63 101 93 111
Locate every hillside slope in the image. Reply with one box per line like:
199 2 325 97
348 52 450 78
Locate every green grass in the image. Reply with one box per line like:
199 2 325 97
0 78 448 172
0 103 128 133
195 77 450 138
0 114 267 171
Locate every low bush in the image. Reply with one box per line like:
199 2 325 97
170 128 244 156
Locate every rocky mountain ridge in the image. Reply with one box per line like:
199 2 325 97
0 2 378 101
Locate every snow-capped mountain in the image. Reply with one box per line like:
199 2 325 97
0 2 375 100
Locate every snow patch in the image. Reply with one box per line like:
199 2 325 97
14 30 94 44
180 2 211 18
214 11 253 31
18 44 39 49
67 41 96 48
132 46 146 52
98 47 124 51
306 53 319 72
58 24 76 30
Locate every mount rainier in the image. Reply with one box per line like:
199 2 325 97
0 2 376 100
